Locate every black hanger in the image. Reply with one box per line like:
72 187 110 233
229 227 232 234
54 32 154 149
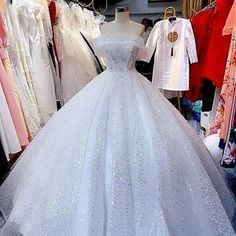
169 16 177 22
80 33 104 73
164 7 177 22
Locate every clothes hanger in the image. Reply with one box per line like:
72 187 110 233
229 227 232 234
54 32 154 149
77 0 94 8
164 6 177 22
64 0 96 12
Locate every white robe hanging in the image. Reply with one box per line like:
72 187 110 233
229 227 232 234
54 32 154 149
145 18 198 91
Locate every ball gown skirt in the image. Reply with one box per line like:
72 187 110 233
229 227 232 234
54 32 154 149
0 35 235 235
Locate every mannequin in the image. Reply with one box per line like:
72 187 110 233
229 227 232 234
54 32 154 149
100 7 145 37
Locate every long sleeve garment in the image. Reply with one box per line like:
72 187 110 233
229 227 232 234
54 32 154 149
0 11 29 147
211 0 236 141
201 0 234 88
5 2 42 137
146 18 198 91
185 8 214 102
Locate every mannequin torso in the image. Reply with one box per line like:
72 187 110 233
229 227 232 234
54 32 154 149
100 7 145 37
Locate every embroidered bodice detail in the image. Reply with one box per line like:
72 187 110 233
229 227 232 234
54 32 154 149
94 35 145 72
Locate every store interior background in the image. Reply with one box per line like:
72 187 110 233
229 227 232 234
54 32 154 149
92 0 236 197
104 0 181 21
0 0 235 196
80 0 209 20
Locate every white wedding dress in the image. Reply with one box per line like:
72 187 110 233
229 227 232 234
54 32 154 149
55 2 97 104
0 34 235 236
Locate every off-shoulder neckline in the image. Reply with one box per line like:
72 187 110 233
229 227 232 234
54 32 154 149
94 34 144 46
95 34 144 41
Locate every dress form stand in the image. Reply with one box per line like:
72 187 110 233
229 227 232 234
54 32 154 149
100 7 145 37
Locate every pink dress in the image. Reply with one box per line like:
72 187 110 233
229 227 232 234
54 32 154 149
0 11 29 147
210 0 236 140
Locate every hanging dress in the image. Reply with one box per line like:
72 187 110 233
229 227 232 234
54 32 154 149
0 10 28 147
201 0 234 88
146 18 198 91
27 2 57 122
5 2 42 137
210 0 236 141
55 2 97 104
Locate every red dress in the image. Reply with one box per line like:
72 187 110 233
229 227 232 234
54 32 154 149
186 8 214 101
49 1 59 60
201 0 234 88
49 1 57 26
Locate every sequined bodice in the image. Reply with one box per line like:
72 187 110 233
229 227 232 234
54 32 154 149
94 35 144 72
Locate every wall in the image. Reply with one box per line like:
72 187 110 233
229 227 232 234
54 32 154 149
104 0 181 22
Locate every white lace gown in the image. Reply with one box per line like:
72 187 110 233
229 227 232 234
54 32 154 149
5 2 42 137
55 2 97 104
0 35 235 236
28 2 57 122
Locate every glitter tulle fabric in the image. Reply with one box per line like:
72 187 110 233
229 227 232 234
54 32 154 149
0 35 235 236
